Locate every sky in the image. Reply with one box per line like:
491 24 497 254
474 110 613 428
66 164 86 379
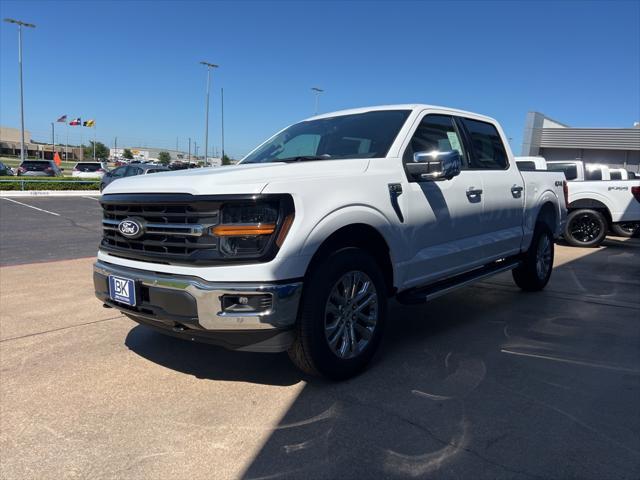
1 0 639 158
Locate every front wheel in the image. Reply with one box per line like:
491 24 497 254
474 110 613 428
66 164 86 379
288 248 387 380
564 209 607 247
610 222 639 238
512 223 554 292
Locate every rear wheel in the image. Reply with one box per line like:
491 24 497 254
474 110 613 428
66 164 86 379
610 222 639 238
564 209 607 247
513 223 554 291
288 248 387 380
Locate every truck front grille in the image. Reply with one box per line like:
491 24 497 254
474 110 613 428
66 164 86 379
100 194 222 264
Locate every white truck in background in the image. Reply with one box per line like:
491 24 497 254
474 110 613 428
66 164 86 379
95 105 567 379
516 157 640 245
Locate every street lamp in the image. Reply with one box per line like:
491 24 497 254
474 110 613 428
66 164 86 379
311 87 324 115
4 18 36 163
200 61 218 166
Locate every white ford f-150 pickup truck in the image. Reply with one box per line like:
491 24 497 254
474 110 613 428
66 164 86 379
529 159 640 244
94 105 567 379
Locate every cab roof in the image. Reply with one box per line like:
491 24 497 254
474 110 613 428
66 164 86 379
307 104 497 124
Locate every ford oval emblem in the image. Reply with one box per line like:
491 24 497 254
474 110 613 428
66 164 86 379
118 218 143 239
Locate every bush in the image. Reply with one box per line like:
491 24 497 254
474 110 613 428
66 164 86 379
0 179 100 191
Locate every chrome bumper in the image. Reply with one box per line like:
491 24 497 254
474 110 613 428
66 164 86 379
93 260 303 331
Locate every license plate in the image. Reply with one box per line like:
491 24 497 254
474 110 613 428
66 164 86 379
108 275 136 306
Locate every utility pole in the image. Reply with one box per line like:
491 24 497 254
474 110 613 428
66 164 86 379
221 87 225 163
311 87 324 115
4 18 36 162
188 137 191 166
200 61 218 167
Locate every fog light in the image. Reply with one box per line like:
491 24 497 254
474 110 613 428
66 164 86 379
221 294 272 313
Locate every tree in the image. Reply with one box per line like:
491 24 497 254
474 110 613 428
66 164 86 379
158 151 171 165
83 141 110 160
222 154 232 166
122 148 134 160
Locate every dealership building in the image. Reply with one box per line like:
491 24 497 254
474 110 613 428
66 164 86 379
0 126 83 161
521 112 640 173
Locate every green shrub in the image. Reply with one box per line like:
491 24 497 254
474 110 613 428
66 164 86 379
0 180 100 191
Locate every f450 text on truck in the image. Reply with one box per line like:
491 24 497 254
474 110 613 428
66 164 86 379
95 105 567 379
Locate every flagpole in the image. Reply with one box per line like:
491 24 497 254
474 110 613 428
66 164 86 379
93 125 96 161
51 122 55 159
65 124 69 161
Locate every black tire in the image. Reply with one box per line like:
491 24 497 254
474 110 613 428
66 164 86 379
564 209 607 247
512 223 554 292
610 222 639 238
288 248 387 380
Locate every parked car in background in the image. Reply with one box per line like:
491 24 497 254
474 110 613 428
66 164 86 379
99 163 170 192
0 161 14 176
72 162 109 178
95 104 567 379
168 161 199 170
16 160 63 177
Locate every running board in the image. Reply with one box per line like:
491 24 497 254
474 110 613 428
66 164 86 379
396 258 522 305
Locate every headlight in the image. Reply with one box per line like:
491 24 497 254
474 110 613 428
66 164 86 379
211 199 294 258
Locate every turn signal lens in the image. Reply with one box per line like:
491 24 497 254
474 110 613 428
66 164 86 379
211 224 276 236
276 213 295 247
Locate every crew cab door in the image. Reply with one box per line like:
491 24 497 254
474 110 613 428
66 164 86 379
400 113 486 287
458 117 525 258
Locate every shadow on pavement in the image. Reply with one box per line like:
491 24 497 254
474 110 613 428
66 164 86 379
125 326 303 387
126 240 640 479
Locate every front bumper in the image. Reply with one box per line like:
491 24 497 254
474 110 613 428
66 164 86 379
93 260 302 352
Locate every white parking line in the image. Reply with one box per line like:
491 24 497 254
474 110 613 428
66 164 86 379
1 198 61 216
81 196 101 202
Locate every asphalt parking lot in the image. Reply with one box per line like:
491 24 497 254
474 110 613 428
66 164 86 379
0 196 102 265
1 197 639 479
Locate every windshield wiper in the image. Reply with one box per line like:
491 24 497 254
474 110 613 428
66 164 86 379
276 154 332 163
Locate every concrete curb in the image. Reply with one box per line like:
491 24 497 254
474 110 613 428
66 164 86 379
0 191 100 197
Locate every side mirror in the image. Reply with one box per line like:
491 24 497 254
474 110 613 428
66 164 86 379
406 150 462 181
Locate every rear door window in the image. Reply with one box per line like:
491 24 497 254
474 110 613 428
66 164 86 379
460 118 509 170
547 162 578 180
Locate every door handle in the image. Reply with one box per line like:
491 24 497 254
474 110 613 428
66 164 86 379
511 185 524 198
466 187 483 197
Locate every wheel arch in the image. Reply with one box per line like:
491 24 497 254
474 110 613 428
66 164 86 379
568 198 612 224
303 222 396 297
536 201 558 231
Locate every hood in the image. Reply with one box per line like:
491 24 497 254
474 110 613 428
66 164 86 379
102 159 369 195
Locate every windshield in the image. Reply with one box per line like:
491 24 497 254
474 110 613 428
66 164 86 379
242 110 410 164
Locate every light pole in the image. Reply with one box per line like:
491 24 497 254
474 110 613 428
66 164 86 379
311 87 324 115
4 18 36 163
200 61 218 166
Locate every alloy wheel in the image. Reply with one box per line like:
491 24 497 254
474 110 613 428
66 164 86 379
324 271 378 359
536 234 552 279
570 214 601 243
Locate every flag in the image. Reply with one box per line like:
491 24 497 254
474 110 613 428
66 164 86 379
69 118 81 126
56 114 67 122
83 119 95 127
53 152 62 166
